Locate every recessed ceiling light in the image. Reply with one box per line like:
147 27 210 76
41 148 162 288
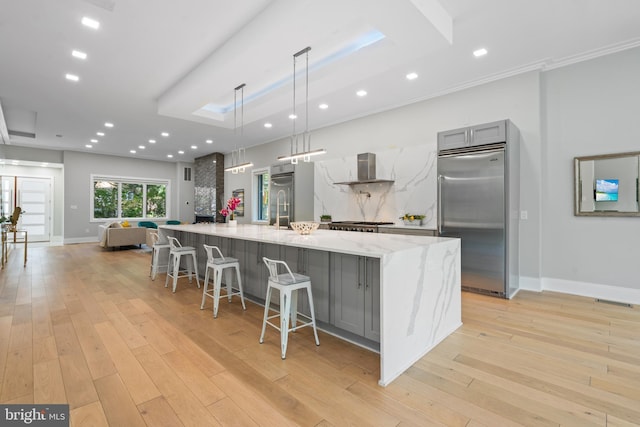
104 122 114 128
161 132 169 137
289 114 297 119
81 17 100 30
264 123 273 128
96 132 104 136
406 72 418 80
138 145 145 149
41 163 48 167
72 50 87 60
473 48 488 57
148 139 156 143
178 150 184 154
90 139 98 143
191 145 197 149
356 90 367 97
206 139 213 144
130 150 136 154
85 144 93 148
318 103 329 110
167 154 173 158
65 74 79 82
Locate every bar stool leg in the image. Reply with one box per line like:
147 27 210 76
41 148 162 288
280 288 292 359
213 266 223 318
165 253 174 288
290 290 298 330
201 265 210 309
306 286 320 346
172 254 181 293
192 253 200 287
224 269 233 302
259 285 273 344
235 264 246 310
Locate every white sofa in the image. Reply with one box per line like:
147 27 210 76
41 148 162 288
99 223 148 249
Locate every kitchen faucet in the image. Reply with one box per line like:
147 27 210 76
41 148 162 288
275 189 289 229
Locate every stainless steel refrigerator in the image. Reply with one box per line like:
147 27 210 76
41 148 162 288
437 119 520 298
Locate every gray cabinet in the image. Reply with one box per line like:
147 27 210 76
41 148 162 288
244 241 280 300
280 246 330 323
438 120 507 151
330 253 380 342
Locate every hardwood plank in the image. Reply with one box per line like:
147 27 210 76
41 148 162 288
58 352 99 409
93 321 160 405
137 396 185 427
161 349 226 406
0 346 33 402
206 397 259 427
132 344 223 427
70 401 109 427
93 374 147 427
33 358 67 403
212 371 302 427
70 311 116 380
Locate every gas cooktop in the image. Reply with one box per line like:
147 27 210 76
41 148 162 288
328 221 394 232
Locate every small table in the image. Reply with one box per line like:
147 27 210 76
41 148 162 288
1 228 28 268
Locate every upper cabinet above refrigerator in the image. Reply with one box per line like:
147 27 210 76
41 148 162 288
437 120 507 151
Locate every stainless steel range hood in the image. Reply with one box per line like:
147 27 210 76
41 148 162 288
334 153 394 185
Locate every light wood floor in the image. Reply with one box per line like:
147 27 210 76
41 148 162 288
1 243 639 426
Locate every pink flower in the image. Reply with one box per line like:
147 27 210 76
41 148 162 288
219 208 229 217
227 197 241 211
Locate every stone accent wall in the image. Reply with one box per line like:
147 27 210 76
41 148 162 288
194 152 224 222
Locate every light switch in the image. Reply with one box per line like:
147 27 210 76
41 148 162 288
520 210 528 220
70 205 78 209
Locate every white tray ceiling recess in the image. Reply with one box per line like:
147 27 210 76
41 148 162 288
1 0 640 161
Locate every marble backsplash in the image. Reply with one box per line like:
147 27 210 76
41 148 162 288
314 145 437 228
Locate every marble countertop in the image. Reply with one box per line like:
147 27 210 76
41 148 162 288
160 223 455 258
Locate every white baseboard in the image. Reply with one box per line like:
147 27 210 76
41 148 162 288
518 276 542 292
64 237 99 244
519 276 640 305
542 277 640 305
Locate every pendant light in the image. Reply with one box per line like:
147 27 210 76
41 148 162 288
225 83 253 173
277 46 326 164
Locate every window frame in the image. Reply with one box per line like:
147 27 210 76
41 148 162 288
251 167 270 224
90 174 170 222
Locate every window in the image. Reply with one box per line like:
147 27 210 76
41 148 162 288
91 175 169 221
252 168 269 222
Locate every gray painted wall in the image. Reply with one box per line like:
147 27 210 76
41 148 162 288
542 46 640 291
63 151 188 242
227 71 543 281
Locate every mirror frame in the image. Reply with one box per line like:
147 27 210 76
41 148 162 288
574 151 640 217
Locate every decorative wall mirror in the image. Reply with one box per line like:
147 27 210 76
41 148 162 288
574 151 640 216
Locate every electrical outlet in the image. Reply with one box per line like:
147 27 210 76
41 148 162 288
520 210 528 220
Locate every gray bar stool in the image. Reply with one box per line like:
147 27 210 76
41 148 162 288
260 257 319 359
201 244 246 317
165 236 200 293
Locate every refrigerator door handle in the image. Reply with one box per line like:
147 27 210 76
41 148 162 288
437 174 443 234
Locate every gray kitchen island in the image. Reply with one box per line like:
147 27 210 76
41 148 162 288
159 223 461 386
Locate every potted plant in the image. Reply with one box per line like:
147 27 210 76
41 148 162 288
220 196 242 226
399 213 426 226
320 214 332 223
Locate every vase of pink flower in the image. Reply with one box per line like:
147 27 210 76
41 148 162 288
220 196 242 226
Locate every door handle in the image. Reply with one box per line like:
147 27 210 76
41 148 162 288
437 175 443 235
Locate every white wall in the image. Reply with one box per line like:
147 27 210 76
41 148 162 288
542 46 640 298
